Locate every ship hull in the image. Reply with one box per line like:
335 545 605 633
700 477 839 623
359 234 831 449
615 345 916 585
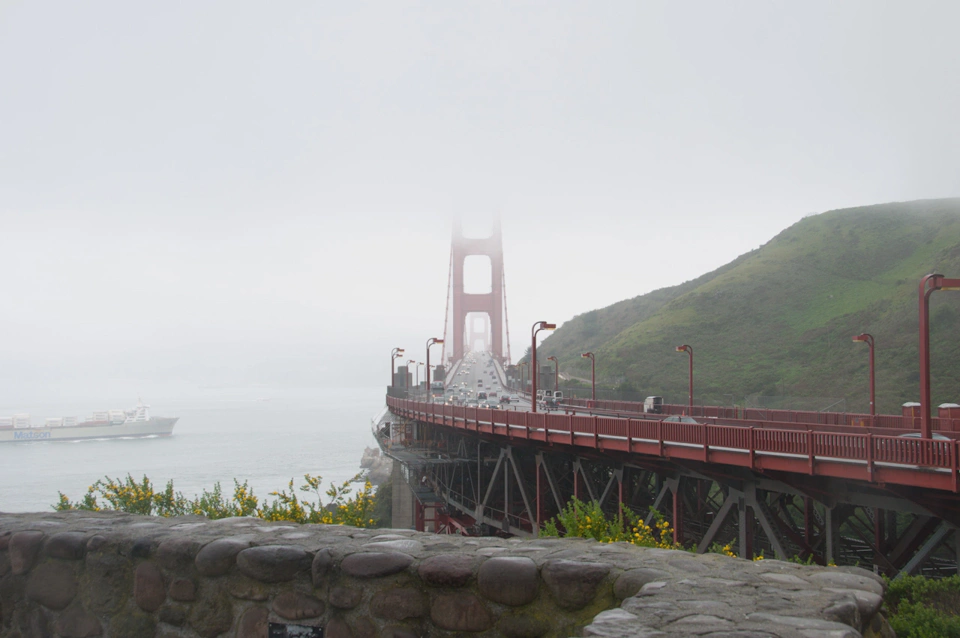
0 417 178 443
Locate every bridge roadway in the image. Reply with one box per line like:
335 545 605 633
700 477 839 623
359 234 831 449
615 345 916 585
381 352 960 577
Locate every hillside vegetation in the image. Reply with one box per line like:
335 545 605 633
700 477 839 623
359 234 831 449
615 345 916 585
537 199 960 414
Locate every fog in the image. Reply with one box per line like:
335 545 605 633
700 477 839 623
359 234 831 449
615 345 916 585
2 1 959 404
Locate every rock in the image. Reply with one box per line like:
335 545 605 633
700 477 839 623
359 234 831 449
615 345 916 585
109 610 156 638
0 532 10 550
83 552 130 614
615 568 672 599
807 570 885 596
236 605 268 638
430 592 494 632
236 545 310 583
312 547 334 586
133 562 166 612
43 532 87 560
168 578 196 602
825 587 883 618
26 562 78 610
760 572 810 587
195 538 250 576
56 604 102 637
9 531 45 574
418 554 474 588
227 576 269 601
272 591 325 620
498 612 551 637
157 538 201 572
85 535 108 552
370 587 427 620
326 616 354 638
477 556 538 606
130 537 155 558
340 551 414 578
823 599 861 628
329 585 364 609
188 589 234 637
542 559 611 610
158 604 187 626
0 551 9 577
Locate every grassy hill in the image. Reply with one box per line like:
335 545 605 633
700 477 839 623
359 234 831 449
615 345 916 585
535 199 960 414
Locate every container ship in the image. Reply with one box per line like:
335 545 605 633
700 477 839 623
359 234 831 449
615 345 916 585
0 400 177 443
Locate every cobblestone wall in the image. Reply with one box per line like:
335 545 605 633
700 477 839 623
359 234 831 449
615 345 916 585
0 511 893 637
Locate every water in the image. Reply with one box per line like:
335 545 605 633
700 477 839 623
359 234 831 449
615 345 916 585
0 387 384 513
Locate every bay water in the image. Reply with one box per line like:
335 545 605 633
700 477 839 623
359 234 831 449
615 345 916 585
0 386 384 513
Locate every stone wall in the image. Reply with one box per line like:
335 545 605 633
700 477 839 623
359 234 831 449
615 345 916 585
0 511 893 637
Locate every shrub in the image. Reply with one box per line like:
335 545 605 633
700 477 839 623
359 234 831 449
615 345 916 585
885 574 960 638
539 497 679 549
55 473 380 527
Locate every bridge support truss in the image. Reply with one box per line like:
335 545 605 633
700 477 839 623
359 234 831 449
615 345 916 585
380 415 960 578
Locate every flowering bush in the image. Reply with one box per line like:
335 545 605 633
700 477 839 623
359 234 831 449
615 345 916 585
539 497 680 549
55 473 378 528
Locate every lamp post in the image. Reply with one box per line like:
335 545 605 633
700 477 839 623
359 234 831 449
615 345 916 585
518 362 528 394
919 274 960 438
581 352 596 402
676 345 693 414
852 334 875 416
416 362 424 395
390 347 405 387
426 337 444 401
547 356 559 392
406 359 416 391
531 321 557 413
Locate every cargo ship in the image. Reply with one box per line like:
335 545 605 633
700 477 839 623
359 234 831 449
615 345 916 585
0 399 177 443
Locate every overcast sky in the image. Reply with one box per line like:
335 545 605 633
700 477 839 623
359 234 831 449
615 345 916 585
1 1 959 400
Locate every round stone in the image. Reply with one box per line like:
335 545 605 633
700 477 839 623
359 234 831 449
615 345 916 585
615 568 672 599
329 585 363 609
56 604 102 638
43 532 87 560
195 538 250 576
498 612 550 638
26 562 78 610
312 547 334 586
430 592 494 632
134 562 166 612
340 551 414 578
325 617 354 638
157 537 201 572
272 591 325 620
370 587 427 620
10 531 45 574
541 559 611 610
168 578 197 602
236 545 310 583
418 554 474 588
477 557 538 606
237 606 268 638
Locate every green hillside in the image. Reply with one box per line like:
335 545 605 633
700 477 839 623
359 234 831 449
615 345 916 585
535 199 960 414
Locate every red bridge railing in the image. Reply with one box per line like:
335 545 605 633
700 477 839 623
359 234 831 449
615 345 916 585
387 396 960 493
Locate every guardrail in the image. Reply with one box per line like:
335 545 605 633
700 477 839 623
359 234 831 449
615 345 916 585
387 396 960 493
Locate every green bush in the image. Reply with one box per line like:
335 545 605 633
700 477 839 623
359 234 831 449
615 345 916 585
55 473 382 527
886 574 960 638
539 497 679 549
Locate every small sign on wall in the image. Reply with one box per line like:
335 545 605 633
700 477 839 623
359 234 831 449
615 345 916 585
268 622 324 638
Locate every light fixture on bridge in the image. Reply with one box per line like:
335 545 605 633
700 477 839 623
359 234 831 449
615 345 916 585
530 322 556 413
676 345 693 414
852 334 876 417
581 352 596 402
390 348 405 387
426 338 444 400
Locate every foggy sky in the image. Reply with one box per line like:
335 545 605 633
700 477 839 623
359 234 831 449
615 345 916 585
1 2 959 402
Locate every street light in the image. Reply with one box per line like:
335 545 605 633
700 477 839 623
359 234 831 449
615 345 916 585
406 359 416 391
547 356 559 392
416 362 424 395
852 334 875 416
676 345 693 414
581 352 596 402
919 274 960 438
531 321 557 413
426 337 444 401
390 347 405 387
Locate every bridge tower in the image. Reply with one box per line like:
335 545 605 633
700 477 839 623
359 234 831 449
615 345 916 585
443 220 511 365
